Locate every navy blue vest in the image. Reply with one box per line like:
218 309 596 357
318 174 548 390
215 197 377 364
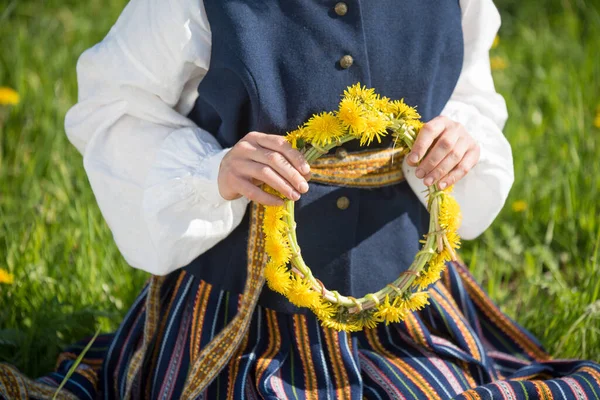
184 0 464 313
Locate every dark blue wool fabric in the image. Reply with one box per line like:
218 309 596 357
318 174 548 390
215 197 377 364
184 0 464 313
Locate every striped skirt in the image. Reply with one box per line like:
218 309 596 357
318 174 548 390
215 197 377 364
2 260 599 399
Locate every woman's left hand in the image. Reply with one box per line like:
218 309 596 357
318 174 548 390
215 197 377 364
407 116 480 189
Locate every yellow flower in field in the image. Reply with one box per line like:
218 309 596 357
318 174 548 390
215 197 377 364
594 106 600 129
264 235 292 268
304 112 345 146
373 295 406 324
399 292 430 312
492 35 500 49
512 200 528 212
360 110 390 146
0 269 14 284
286 127 306 149
490 56 507 71
337 98 367 134
344 83 377 104
0 87 20 106
286 276 321 308
262 206 288 237
414 255 446 291
265 261 292 295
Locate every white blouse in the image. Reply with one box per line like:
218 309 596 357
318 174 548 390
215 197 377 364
65 0 514 276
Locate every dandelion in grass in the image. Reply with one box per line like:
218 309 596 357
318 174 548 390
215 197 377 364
512 200 528 212
490 56 507 71
304 112 345 147
264 262 292 295
0 87 19 106
492 35 500 49
0 269 14 284
593 106 600 129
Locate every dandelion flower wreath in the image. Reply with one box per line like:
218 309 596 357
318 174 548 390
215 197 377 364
262 84 462 332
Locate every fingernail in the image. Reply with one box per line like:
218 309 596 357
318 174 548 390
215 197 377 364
415 169 425 179
292 192 301 201
299 182 309 193
439 181 447 189
301 163 310 175
424 177 433 186
409 153 419 164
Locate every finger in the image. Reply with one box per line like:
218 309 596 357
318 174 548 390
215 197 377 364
438 148 480 189
251 148 309 194
235 177 285 206
241 160 302 201
407 117 447 166
415 128 459 179
422 138 469 186
256 134 311 175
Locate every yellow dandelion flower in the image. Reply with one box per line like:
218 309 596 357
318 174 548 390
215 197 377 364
0 87 20 106
264 261 292 295
286 276 321 308
286 127 306 149
312 300 338 321
304 112 345 147
439 195 462 233
512 200 528 212
0 269 14 284
595 106 600 129
262 206 288 237
391 99 421 120
414 255 446 291
490 56 507 71
373 295 406 324
343 83 377 104
405 118 424 132
360 111 390 146
492 35 500 49
264 234 292 267
399 292 430 312
337 97 367 135
320 315 362 332
373 95 393 114
350 312 379 330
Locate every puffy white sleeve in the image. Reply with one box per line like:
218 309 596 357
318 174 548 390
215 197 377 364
402 0 514 240
65 0 249 275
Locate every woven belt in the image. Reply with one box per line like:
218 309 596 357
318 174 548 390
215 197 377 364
181 147 406 398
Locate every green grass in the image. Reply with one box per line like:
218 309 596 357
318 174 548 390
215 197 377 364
1 0 599 378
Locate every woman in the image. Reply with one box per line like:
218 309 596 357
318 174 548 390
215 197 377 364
2 0 599 398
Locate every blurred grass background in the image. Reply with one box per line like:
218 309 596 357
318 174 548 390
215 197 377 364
1 0 599 377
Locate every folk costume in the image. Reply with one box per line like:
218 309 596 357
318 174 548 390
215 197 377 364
2 0 600 399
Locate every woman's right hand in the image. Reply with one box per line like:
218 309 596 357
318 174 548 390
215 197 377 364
218 131 311 206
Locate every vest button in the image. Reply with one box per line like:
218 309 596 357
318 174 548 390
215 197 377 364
336 196 350 210
335 148 348 159
334 2 348 16
339 55 354 69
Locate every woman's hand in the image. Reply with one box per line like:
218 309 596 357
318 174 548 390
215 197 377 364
218 131 311 206
407 116 480 189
